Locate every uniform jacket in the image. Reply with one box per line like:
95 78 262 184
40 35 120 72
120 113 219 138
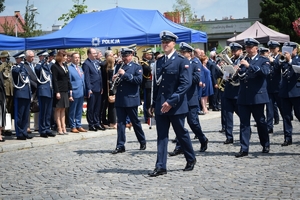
278 55 300 98
114 61 143 107
23 61 38 94
35 61 53 98
0 61 14 96
224 56 241 99
11 63 31 99
267 54 281 93
141 58 155 89
236 54 270 105
68 63 85 98
153 51 191 115
187 59 201 107
51 62 72 94
82 58 102 94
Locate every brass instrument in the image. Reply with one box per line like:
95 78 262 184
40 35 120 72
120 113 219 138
110 62 124 91
279 54 287 63
216 47 235 90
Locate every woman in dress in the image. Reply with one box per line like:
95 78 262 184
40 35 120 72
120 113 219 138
0 72 6 142
52 50 73 135
200 55 214 114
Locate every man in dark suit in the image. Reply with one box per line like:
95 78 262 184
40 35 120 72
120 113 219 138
222 42 242 144
11 51 33 140
169 42 208 156
82 48 105 131
35 50 56 138
234 38 270 157
148 31 196 177
278 42 300 146
111 48 147 154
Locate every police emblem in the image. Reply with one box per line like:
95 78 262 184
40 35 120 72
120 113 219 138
91 37 100 46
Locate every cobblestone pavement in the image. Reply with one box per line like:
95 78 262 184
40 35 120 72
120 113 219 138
1 113 300 199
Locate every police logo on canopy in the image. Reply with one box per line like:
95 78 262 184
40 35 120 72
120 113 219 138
92 37 100 46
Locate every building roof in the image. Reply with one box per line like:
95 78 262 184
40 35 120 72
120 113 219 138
0 12 25 34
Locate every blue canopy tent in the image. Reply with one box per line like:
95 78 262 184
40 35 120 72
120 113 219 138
25 7 207 49
0 34 25 50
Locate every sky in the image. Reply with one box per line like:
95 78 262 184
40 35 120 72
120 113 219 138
1 0 248 31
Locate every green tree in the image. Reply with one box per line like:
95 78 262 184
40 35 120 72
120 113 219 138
58 0 88 27
0 0 5 13
19 0 42 37
259 0 300 43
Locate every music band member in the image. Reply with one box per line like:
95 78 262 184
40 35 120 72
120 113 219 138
148 31 196 177
111 48 147 154
278 42 300 146
234 38 270 157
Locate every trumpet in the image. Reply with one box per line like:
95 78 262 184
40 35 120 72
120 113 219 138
279 54 287 63
110 62 124 91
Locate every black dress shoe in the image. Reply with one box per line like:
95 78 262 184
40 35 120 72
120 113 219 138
235 151 248 158
183 159 196 171
274 120 279 125
219 128 225 133
148 168 167 177
3 131 12 136
40 134 48 138
194 135 198 139
200 139 208 152
262 146 270 153
281 140 292 146
26 136 33 139
224 139 233 144
0 138 5 142
111 147 125 154
253 124 257 127
140 143 146 150
95 125 105 131
268 129 273 134
17 136 27 140
89 126 98 131
212 108 220 111
47 132 56 137
171 137 177 143
169 148 183 156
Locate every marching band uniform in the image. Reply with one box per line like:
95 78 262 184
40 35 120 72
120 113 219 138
265 41 283 133
35 50 56 138
278 42 300 146
11 52 33 140
223 42 242 144
234 38 270 157
112 48 146 154
148 31 196 177
169 42 208 156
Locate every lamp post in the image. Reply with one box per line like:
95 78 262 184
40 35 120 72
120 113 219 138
30 7 38 31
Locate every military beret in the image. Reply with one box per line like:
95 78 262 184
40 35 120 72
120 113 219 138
259 47 269 53
229 42 243 51
283 41 298 49
120 48 134 56
267 40 280 48
12 51 25 58
0 51 10 58
179 42 194 52
37 50 49 57
160 30 178 42
244 38 260 46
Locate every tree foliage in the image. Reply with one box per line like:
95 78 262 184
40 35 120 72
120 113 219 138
0 17 15 36
58 0 88 27
0 0 5 13
259 0 300 43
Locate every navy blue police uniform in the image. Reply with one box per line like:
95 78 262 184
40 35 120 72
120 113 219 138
234 38 270 157
223 42 242 144
11 51 33 140
148 31 196 177
170 42 208 156
265 41 283 133
35 50 55 138
278 42 300 146
112 48 146 154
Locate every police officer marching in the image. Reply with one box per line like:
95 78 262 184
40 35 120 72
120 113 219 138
233 38 270 157
11 51 33 140
148 31 196 177
169 42 208 157
278 42 300 146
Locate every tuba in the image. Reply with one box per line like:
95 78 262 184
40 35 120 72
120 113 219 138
216 47 234 90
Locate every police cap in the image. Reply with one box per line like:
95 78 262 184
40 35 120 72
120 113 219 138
37 50 49 57
160 30 178 42
120 48 134 56
259 47 269 53
229 42 243 51
12 51 25 59
267 40 280 48
283 41 298 49
179 42 194 52
244 38 260 47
